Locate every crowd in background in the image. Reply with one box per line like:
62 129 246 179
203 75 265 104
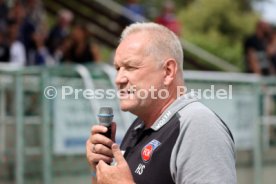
0 0 275 76
244 20 276 76
0 0 182 68
124 0 181 36
0 0 101 67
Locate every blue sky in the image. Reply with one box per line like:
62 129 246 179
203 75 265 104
253 0 276 24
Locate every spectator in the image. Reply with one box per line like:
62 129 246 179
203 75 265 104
267 27 276 74
0 0 8 19
0 0 8 31
7 19 26 67
61 24 100 64
8 1 26 26
31 27 55 66
25 0 48 55
124 0 145 17
46 9 74 57
24 0 46 27
120 0 145 26
8 1 37 65
244 20 273 76
0 29 9 62
155 0 181 36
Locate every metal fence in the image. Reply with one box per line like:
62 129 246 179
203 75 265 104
0 64 276 184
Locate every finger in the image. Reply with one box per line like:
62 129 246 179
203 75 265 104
89 152 113 166
92 133 113 148
111 122 117 142
86 140 97 161
96 160 109 179
86 139 94 166
98 160 108 169
86 140 113 167
91 125 108 135
94 144 113 157
94 154 113 164
112 143 125 165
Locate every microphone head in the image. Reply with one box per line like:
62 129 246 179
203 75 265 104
98 107 113 127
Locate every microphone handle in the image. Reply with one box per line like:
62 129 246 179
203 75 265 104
101 124 112 139
100 124 113 165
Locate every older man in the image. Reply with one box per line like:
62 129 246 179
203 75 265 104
86 22 236 184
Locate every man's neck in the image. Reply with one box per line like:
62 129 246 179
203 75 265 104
140 96 177 128
139 81 185 128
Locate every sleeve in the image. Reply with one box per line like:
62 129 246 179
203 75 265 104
10 42 26 67
170 103 237 184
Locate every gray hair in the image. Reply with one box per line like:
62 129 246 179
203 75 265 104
120 22 183 70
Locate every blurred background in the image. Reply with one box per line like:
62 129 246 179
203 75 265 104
0 0 276 184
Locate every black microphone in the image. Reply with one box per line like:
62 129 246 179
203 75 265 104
98 107 113 139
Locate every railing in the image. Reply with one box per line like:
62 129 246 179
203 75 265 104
0 64 276 184
94 0 240 72
44 0 241 71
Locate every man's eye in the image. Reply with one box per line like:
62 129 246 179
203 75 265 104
126 66 136 71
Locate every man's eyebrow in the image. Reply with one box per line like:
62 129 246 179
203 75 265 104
114 59 139 67
122 59 140 66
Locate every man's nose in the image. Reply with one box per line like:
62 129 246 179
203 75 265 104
115 69 128 85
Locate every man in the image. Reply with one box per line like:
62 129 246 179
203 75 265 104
86 22 236 184
46 9 74 58
244 20 272 76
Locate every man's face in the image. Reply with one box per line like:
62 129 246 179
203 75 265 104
114 33 165 115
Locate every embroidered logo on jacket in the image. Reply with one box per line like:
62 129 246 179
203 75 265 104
141 139 161 162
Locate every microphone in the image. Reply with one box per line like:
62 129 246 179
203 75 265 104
98 107 113 139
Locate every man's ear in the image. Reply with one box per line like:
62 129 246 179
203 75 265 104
163 59 177 86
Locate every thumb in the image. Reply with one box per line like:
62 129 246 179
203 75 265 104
112 143 125 165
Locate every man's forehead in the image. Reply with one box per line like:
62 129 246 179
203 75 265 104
115 40 145 58
113 50 141 66
116 43 143 58
113 32 152 64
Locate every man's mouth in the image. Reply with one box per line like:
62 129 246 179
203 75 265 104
119 87 136 98
120 89 135 94
127 89 135 94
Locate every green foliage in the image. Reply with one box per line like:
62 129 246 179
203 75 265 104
178 0 260 69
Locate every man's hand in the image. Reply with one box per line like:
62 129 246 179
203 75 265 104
86 123 116 171
96 144 134 184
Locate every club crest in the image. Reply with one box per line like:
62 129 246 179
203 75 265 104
141 139 161 162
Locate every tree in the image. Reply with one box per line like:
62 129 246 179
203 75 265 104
178 0 259 68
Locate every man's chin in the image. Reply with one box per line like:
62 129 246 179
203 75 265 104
120 105 131 112
119 103 137 112
120 107 128 112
